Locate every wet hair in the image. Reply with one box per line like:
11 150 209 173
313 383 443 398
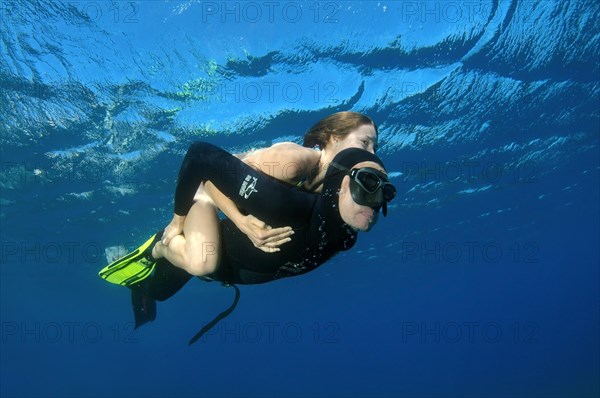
302 111 378 149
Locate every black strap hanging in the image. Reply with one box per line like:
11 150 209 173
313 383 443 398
188 283 240 345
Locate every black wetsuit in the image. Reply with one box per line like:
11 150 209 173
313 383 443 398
176 142 358 284
141 142 383 301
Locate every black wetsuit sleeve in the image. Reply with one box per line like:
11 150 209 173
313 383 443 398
174 142 314 226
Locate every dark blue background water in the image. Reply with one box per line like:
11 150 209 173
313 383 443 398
1 1 598 397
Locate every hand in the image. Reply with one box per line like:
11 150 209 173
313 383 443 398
239 215 294 253
161 214 186 245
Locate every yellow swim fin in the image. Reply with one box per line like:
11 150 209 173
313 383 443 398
99 233 160 286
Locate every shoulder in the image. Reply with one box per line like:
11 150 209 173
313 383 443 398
274 143 320 178
256 142 317 166
250 142 319 183
270 142 318 162
270 142 310 153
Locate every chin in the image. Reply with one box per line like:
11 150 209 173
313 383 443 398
362 223 375 232
353 221 374 232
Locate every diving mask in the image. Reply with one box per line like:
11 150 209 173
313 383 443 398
330 162 397 216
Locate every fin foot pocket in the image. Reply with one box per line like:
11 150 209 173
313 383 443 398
98 233 161 286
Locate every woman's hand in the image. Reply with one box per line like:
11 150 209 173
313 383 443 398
161 214 186 245
239 215 294 253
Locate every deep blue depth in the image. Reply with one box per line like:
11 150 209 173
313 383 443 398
1 1 599 397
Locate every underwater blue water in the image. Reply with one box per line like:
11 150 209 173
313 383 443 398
1 0 599 397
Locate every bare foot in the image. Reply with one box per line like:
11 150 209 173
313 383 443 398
151 241 164 259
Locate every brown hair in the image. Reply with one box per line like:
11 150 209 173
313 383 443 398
302 111 378 149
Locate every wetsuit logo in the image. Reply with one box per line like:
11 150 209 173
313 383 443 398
239 175 258 199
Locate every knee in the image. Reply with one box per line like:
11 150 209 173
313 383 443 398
186 248 219 277
186 260 218 277
186 264 206 277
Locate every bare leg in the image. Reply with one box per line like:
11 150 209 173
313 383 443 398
152 200 221 276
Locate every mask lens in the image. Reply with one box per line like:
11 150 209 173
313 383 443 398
383 184 396 201
354 168 386 192
349 168 397 211
359 172 381 192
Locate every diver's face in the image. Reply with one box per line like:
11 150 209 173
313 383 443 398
330 124 377 154
338 161 384 232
